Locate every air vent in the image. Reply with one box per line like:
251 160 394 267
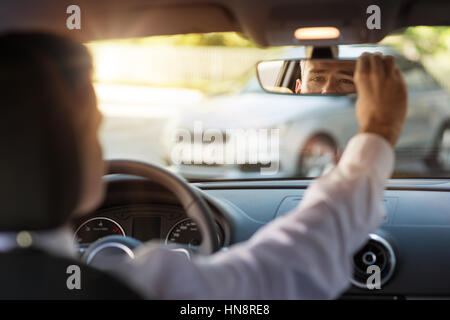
351 234 396 289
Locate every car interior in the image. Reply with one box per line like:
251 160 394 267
1 0 450 300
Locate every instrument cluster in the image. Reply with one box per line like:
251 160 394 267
73 204 225 251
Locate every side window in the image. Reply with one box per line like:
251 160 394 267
395 56 439 91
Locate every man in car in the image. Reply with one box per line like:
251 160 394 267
0 34 406 299
295 59 356 94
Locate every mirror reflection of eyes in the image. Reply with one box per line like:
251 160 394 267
309 76 325 82
339 78 354 84
257 58 357 95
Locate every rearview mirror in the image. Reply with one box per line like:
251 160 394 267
256 59 357 95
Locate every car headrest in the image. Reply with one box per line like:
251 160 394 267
0 33 85 231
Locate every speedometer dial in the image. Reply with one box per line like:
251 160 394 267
74 217 125 244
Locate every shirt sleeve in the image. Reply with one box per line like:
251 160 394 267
113 133 394 299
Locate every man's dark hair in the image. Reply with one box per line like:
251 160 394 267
0 32 92 231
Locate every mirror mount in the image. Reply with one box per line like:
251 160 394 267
306 45 339 59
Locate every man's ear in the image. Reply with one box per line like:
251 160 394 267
295 79 302 94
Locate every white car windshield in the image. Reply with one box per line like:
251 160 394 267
90 27 450 180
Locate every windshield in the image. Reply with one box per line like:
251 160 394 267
89 27 450 181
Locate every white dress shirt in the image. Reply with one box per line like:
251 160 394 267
0 132 394 299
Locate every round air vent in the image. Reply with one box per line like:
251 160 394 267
351 234 396 289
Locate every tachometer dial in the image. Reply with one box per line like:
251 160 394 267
74 217 125 244
166 219 201 248
165 218 222 248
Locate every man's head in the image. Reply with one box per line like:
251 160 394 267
0 33 104 231
295 60 356 94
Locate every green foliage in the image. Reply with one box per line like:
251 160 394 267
402 26 450 56
383 26 450 90
383 26 450 58
122 32 258 47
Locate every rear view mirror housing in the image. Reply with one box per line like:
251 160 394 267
256 58 357 96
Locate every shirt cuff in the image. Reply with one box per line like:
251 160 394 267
338 133 395 181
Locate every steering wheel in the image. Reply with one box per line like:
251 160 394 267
81 160 220 265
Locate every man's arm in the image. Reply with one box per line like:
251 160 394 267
115 133 393 299
112 53 407 299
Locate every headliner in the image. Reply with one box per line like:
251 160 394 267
0 0 449 46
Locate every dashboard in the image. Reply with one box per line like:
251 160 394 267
72 176 450 299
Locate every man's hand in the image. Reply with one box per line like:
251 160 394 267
354 52 407 146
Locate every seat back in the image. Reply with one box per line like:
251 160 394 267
0 248 142 299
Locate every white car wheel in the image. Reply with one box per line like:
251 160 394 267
298 135 338 178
